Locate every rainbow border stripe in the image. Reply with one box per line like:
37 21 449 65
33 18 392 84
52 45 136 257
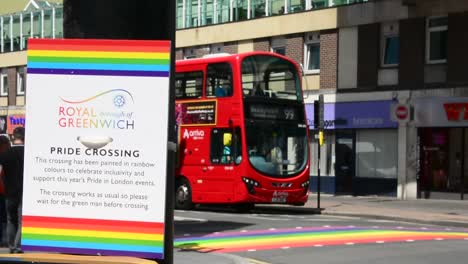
22 216 164 259
27 39 170 77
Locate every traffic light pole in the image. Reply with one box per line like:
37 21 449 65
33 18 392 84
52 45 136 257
314 95 324 211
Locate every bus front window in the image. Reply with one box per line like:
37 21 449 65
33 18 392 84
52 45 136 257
242 55 301 101
246 122 308 177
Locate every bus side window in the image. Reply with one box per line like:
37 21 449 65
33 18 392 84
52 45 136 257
206 63 233 98
175 71 203 99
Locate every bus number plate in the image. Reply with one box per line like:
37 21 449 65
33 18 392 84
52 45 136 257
271 191 288 203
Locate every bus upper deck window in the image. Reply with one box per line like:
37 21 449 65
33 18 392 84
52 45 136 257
207 63 233 98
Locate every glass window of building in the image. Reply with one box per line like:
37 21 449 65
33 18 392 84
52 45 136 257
2 16 12 53
270 0 284 16
201 0 215 25
233 0 248 21
304 32 320 73
33 11 41 38
12 15 21 52
251 0 267 18
0 70 8 97
22 13 32 50
271 37 286 56
308 0 328 9
210 43 224 54
0 17 4 53
289 0 305 12
217 0 231 23
426 16 448 64
17 67 25 95
176 0 184 29
183 48 196 59
185 0 199 28
355 129 397 179
381 22 399 66
55 8 63 38
43 9 53 38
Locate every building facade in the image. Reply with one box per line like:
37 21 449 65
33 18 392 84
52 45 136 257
2 0 468 199
175 0 468 200
0 0 63 135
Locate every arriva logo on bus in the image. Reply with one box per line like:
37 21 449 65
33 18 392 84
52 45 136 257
183 129 205 140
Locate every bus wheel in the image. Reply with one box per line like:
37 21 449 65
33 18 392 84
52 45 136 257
175 178 194 210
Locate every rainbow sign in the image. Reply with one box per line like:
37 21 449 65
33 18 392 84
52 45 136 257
22 216 163 258
27 38 170 77
23 38 171 259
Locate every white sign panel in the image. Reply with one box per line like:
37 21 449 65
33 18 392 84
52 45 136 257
22 39 170 259
413 97 468 128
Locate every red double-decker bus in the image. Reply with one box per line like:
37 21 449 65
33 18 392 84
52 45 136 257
175 51 310 210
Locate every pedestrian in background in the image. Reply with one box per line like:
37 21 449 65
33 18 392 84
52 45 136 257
0 127 25 253
0 135 11 247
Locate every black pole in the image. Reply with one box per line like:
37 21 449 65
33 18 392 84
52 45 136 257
317 132 321 210
462 128 465 201
63 1 176 263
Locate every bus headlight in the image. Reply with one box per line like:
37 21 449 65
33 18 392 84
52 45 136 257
301 180 310 189
242 177 260 194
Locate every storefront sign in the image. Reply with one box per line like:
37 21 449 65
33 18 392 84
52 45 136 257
413 97 468 127
23 39 171 259
306 101 397 129
7 114 25 134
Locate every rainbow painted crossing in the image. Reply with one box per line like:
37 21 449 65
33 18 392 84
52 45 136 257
174 226 468 253
22 216 164 258
27 39 170 77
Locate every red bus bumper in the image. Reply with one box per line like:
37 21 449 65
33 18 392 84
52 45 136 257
240 187 309 205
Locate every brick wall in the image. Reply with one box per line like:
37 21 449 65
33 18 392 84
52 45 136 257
320 29 338 89
253 38 270 51
285 34 303 67
194 46 210 58
7 67 16 106
224 42 238 54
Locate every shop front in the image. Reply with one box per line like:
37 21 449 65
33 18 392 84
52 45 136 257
306 100 398 196
413 97 468 200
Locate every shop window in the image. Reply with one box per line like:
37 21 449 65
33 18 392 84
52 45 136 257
304 32 320 74
426 16 447 64
210 128 242 165
175 71 203 99
355 129 397 179
381 22 399 67
0 70 8 96
206 63 233 97
17 68 25 95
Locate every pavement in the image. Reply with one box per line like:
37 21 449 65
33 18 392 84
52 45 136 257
0 194 466 264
